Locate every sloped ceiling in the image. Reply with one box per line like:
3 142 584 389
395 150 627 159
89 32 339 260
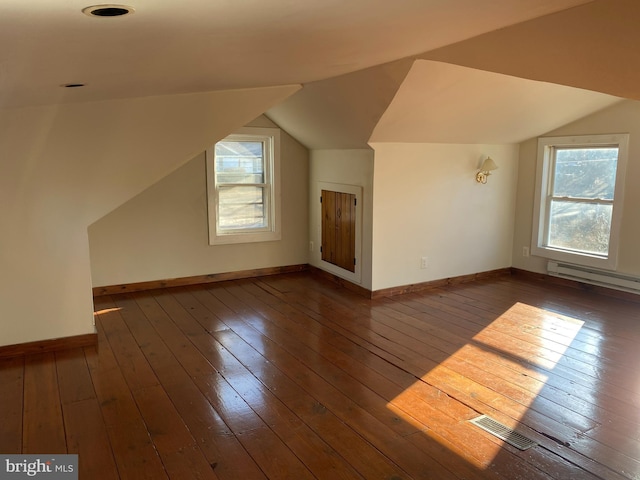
369 61 622 145
4 0 638 149
0 0 590 108
422 0 640 100
269 0 640 149
267 59 414 150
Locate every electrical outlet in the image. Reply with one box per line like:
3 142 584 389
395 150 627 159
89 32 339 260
523 246 530 257
421 256 429 269
309 241 314 252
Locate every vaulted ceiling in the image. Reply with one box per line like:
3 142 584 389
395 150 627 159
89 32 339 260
3 0 636 148
272 0 637 148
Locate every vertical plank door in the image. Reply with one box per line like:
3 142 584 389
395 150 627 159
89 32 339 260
321 190 356 273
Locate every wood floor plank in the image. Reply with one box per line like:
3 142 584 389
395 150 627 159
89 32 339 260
215 367 366 480
395 296 640 424
207 327 425 480
163 377 266 480
0 356 24 454
7 271 640 479
195 372 317 480
259 273 636 480
436 281 640 363
56 348 119 479
134 384 220 480
193 285 487 479
89 308 169 480
130 313 265 479
99 297 220 480
228 281 534 479
55 348 98 405
22 353 66 453
124 291 317 480
386 288 640 450
278 284 562 426
224 281 423 437
424 291 640 388
123 292 271 480
370 305 617 436
62 398 120 479
159 289 413 479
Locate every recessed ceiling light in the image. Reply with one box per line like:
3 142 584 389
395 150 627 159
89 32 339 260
82 4 135 17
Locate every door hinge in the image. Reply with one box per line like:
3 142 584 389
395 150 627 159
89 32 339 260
320 246 323 253
354 257 357 265
320 196 323 203
354 198 357 206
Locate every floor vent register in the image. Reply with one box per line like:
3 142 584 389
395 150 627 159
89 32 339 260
469 415 538 450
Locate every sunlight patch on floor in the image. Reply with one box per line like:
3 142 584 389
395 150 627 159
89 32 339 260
94 307 122 316
387 302 585 468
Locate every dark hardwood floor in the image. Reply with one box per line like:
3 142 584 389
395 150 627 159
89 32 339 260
2 271 640 479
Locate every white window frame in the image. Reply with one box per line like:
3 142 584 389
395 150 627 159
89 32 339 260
206 126 281 245
531 133 628 270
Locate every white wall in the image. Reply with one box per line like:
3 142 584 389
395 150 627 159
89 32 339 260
370 143 518 291
513 99 640 275
89 116 309 286
309 149 374 289
0 86 299 347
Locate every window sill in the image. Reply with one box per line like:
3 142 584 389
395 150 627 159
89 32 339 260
531 245 617 271
209 231 281 245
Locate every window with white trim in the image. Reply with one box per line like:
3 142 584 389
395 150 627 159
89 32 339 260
531 134 628 269
206 127 281 245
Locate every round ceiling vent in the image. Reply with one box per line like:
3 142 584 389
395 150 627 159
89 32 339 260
82 4 135 17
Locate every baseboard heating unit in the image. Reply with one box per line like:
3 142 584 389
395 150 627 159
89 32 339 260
547 261 640 294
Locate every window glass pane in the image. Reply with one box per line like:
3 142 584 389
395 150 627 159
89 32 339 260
215 141 264 184
218 186 266 230
548 200 612 255
553 147 618 200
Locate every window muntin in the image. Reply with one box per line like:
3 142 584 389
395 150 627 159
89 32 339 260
206 127 281 244
532 134 628 269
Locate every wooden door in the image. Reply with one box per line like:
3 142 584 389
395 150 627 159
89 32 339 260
321 190 356 273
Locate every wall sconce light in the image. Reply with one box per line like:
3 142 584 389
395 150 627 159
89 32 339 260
476 156 498 184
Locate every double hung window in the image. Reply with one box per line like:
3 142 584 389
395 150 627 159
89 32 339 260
531 134 628 269
206 127 281 244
